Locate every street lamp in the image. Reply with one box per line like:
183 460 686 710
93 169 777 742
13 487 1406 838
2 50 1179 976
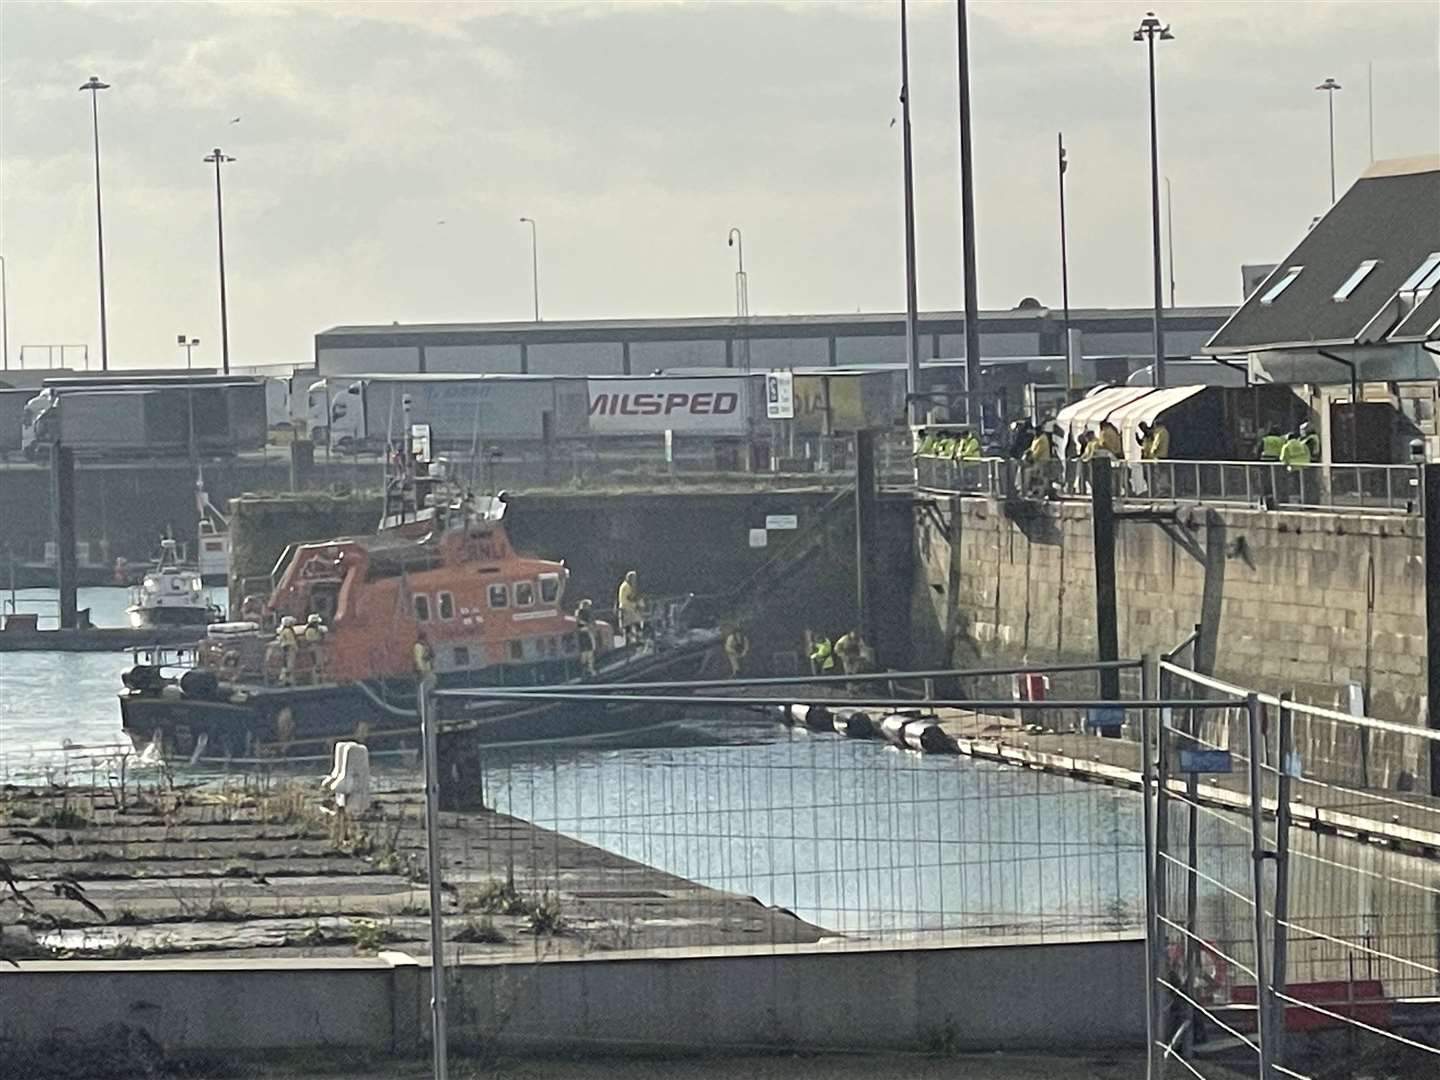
177 335 199 464
1057 134 1072 388
899 0 921 424
728 227 755 466
80 75 111 371
727 227 749 323
1133 12 1173 390
204 149 236 374
518 217 540 321
0 254 9 371
177 334 199 369
1165 175 1176 307
1316 77 1342 204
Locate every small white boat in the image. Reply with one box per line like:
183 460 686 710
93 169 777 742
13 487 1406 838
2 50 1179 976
126 537 219 630
195 473 231 587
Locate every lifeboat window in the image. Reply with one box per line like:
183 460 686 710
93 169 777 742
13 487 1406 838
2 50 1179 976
508 640 524 662
453 645 470 667
438 592 455 621
539 574 560 605
413 594 431 622
488 583 509 609
514 581 535 607
310 585 338 622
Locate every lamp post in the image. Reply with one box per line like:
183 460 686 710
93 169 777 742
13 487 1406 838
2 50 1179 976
1134 12 1172 390
1165 176 1176 308
955 0 981 424
80 76 111 371
899 0 921 425
0 254 9 371
1316 77 1342 204
727 227 750 367
177 334 199 465
204 149 235 374
1057 133 1072 389
518 217 540 321
728 227 755 468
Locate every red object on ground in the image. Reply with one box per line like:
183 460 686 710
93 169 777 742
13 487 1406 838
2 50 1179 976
1229 979 1391 1032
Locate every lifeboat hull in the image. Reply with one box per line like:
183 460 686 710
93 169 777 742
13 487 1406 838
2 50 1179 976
119 632 720 762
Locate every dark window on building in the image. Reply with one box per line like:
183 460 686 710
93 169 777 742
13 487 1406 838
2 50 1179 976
438 592 455 620
488 584 509 609
413 595 430 622
515 581 535 607
539 575 560 605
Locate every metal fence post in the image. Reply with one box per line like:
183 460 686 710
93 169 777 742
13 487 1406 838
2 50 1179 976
419 677 450 1080
1153 656 1173 1080
1245 692 1274 1079
1140 656 1162 1080
1270 692 1293 1070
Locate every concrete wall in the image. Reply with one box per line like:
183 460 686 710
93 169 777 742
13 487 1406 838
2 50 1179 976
224 487 912 675
0 956 409 1052
911 494 1428 777
0 938 1145 1056
444 938 1146 1053
503 490 914 673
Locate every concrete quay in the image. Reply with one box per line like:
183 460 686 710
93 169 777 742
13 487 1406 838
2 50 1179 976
0 935 1147 1057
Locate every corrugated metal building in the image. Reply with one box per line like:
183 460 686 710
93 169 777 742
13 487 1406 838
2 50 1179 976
314 305 1235 379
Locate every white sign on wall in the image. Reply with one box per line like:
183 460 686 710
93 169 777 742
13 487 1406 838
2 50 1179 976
586 377 747 436
766 370 795 419
765 514 798 530
748 528 769 548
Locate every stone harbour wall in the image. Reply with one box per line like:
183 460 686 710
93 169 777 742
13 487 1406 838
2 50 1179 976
911 495 1427 781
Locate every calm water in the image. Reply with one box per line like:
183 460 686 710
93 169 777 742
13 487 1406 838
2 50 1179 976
0 587 225 781
4 587 1424 961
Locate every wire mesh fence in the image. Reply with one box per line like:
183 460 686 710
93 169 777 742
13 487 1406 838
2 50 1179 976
1147 660 1440 1079
5 652 1438 1074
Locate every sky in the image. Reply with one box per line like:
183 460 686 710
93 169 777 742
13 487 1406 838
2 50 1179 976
0 0 1437 371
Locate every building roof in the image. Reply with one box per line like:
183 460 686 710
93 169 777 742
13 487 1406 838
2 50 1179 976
318 305 1235 345
1205 156 1440 353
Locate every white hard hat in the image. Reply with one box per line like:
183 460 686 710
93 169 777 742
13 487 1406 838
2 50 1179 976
281 615 297 627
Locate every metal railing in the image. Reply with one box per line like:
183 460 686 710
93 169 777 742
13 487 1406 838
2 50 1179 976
1120 459 1422 515
913 453 1008 496
912 453 1424 516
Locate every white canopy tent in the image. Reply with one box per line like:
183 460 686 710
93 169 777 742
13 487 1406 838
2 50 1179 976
1052 385 1157 459
1107 384 1208 462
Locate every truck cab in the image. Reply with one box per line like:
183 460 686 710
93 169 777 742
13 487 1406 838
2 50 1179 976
307 378 366 451
20 390 57 458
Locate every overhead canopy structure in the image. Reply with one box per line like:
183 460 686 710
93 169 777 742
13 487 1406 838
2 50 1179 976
1053 386 1155 458
1106 385 1206 461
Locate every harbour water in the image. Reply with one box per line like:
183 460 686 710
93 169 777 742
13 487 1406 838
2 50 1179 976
2 587 1427 964
0 586 1145 938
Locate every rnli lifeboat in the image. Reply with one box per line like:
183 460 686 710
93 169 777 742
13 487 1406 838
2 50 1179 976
118 487 719 761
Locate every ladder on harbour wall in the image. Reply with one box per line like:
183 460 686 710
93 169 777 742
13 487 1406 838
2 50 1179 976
692 486 856 633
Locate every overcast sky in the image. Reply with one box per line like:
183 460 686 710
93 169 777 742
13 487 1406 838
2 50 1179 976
1 0 1437 371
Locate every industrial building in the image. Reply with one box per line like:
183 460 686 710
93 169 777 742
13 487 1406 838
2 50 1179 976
313 304 1235 380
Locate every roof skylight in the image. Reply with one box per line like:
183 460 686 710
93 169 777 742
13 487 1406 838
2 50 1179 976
1400 252 1440 294
1259 266 1303 306
1332 259 1379 302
